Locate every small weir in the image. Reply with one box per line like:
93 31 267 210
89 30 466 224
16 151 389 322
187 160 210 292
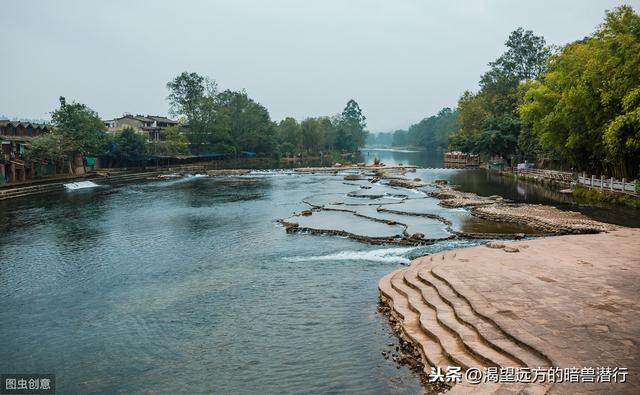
63 180 100 190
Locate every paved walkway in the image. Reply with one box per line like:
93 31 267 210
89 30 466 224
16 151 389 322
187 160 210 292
379 228 640 394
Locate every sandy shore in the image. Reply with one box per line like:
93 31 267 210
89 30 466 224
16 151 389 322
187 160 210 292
379 228 640 394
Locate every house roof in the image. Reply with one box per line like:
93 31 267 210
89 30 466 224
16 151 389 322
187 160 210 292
112 114 178 124
0 120 50 130
146 115 178 124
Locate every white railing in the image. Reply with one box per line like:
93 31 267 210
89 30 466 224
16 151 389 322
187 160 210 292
577 174 638 194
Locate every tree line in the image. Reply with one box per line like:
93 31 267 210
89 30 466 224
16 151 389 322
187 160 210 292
449 5 639 179
27 74 369 172
368 6 639 179
367 107 458 149
167 72 367 157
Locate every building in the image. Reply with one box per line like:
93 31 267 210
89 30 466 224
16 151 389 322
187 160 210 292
104 114 179 142
443 151 480 168
0 120 51 183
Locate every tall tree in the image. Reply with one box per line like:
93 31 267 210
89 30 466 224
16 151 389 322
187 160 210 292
216 89 276 154
50 96 106 173
300 118 323 153
105 127 149 165
519 6 640 177
277 117 302 154
450 28 550 162
336 99 367 151
166 72 214 121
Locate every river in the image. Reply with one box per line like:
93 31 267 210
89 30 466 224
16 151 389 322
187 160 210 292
0 150 636 394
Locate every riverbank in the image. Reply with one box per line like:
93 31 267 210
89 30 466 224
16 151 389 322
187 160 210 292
379 227 640 394
489 167 640 209
431 182 617 234
0 163 415 201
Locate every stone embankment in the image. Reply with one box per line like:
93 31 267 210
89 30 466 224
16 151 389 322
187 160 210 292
472 204 617 234
431 183 617 234
379 228 640 394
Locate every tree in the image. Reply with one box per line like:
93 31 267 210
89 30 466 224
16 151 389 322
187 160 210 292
50 96 107 173
604 87 640 177
105 127 149 165
216 89 276 154
300 118 324 153
518 6 640 177
318 117 337 152
449 28 550 162
392 129 408 147
150 126 190 156
490 27 551 81
277 117 302 154
27 131 68 173
166 72 278 156
406 107 458 149
166 72 217 121
336 99 367 151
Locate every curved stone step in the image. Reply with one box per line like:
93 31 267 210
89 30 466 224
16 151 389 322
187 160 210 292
429 264 553 369
417 265 549 370
390 272 484 370
379 271 451 370
403 266 522 369
427 264 553 395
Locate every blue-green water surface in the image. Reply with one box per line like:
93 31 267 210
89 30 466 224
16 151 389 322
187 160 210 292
1 169 490 394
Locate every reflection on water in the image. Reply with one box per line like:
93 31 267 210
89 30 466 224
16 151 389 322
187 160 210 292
1 152 636 394
359 148 445 168
448 169 640 228
356 149 638 228
1 174 431 394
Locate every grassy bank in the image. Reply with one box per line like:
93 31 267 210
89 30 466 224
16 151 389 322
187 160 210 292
573 185 640 209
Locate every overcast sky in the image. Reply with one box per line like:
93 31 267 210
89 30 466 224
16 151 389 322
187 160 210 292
1 0 637 132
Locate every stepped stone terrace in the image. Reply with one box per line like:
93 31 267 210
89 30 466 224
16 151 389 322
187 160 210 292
379 228 640 394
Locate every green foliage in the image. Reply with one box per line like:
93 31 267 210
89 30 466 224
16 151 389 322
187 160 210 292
217 89 277 154
167 73 278 155
519 5 640 178
166 73 368 157
336 99 367 151
301 117 323 153
409 107 458 149
369 107 458 149
166 72 216 120
51 96 107 157
105 127 149 163
277 117 302 154
573 185 640 208
450 28 550 162
392 130 408 147
150 126 190 156
27 131 67 163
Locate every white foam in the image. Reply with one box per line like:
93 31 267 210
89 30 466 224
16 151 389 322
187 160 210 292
247 169 296 177
284 247 415 264
64 180 99 190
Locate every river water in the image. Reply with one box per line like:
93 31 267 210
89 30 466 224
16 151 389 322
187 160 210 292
0 150 636 394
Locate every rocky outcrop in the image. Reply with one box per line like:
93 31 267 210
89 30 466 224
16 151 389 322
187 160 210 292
430 184 616 235
431 188 503 208
472 204 617 234
379 229 640 394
